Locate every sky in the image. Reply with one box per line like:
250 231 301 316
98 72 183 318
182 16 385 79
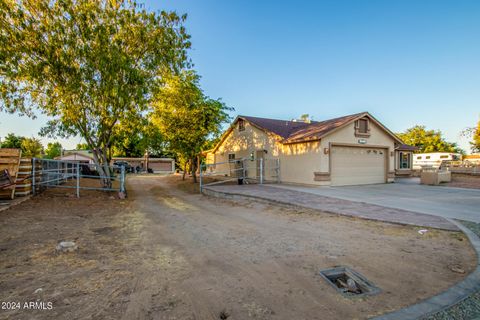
1 0 479 151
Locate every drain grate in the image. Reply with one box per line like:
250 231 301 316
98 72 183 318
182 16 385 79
319 266 380 297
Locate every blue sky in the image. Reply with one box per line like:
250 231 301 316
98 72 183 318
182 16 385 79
1 0 479 151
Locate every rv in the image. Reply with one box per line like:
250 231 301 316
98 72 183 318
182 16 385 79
413 152 462 170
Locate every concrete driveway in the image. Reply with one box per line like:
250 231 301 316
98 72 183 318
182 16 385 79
272 179 480 222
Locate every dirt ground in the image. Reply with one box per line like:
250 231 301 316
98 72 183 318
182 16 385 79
0 175 476 320
444 173 480 189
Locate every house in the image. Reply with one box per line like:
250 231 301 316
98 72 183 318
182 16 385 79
111 157 175 173
206 112 415 186
56 150 95 165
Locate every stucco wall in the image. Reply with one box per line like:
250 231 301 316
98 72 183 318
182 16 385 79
319 120 396 182
212 121 280 180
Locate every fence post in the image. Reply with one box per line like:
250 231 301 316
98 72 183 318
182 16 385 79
199 163 203 193
76 162 80 198
32 158 36 195
276 158 280 183
260 158 263 184
120 165 125 193
243 158 247 181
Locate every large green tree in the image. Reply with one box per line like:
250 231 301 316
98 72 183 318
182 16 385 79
398 125 462 153
152 71 232 182
0 0 191 187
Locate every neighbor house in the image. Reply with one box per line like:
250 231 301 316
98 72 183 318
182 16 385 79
206 112 415 186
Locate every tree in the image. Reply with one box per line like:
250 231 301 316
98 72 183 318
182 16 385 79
0 133 25 149
398 125 463 153
76 143 90 150
21 137 43 157
44 142 63 159
472 121 480 153
462 120 480 153
152 71 232 182
0 0 191 187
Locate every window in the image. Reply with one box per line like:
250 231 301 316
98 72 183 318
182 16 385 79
440 155 448 159
354 118 370 136
399 152 411 169
238 119 245 132
228 153 235 161
358 119 368 133
417 156 422 160
426 156 431 159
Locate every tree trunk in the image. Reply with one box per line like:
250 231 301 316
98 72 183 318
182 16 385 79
91 147 112 189
182 162 187 180
191 157 197 183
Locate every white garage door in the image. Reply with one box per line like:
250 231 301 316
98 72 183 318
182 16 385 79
331 146 386 186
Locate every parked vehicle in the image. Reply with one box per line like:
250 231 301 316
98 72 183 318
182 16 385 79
413 152 462 170
113 161 133 173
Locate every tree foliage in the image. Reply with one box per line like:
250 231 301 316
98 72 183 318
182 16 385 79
0 0 191 186
20 137 44 157
152 71 232 181
0 133 25 148
44 141 63 159
398 125 462 153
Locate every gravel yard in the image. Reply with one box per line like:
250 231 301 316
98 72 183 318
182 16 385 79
0 175 476 320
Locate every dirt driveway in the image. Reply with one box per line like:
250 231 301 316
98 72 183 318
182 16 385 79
0 175 476 320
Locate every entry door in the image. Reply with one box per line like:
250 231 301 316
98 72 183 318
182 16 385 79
331 146 386 186
256 150 264 179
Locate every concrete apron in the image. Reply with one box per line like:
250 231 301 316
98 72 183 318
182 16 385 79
371 218 480 320
202 187 480 320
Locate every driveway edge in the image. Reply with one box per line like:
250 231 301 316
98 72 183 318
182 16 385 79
202 186 458 231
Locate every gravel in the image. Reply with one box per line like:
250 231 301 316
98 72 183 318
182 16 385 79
422 220 480 320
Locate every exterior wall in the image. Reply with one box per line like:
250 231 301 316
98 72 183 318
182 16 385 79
279 141 324 185
213 121 280 180
319 121 396 183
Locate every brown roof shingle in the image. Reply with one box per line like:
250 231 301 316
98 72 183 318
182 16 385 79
240 115 317 139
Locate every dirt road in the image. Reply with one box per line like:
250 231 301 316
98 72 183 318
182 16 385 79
0 175 475 320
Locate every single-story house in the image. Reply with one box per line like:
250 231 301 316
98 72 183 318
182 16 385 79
55 151 95 165
206 112 415 186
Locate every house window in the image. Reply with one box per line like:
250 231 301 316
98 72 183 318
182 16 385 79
417 156 422 160
426 156 431 159
228 153 235 161
440 155 448 159
238 119 245 132
354 118 370 136
399 152 411 169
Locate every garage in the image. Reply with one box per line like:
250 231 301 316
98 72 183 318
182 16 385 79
331 146 386 186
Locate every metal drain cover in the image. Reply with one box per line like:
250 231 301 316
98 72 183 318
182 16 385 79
319 266 380 297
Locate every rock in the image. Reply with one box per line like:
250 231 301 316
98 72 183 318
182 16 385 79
34 288 43 294
450 265 465 274
56 241 78 253
118 192 126 199
418 229 429 235
63 298 71 305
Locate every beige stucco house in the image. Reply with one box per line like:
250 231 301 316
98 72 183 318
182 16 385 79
206 112 415 186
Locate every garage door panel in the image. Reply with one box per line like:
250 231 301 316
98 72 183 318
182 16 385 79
331 146 386 186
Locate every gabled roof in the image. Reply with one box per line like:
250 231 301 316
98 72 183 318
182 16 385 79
283 112 366 143
211 112 405 152
240 115 318 139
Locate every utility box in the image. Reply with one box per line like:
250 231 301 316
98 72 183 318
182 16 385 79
420 170 451 185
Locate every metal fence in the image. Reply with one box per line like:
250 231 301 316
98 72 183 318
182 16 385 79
32 158 126 197
199 158 280 192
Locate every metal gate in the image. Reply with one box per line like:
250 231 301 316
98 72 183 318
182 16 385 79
199 158 280 192
32 158 126 197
